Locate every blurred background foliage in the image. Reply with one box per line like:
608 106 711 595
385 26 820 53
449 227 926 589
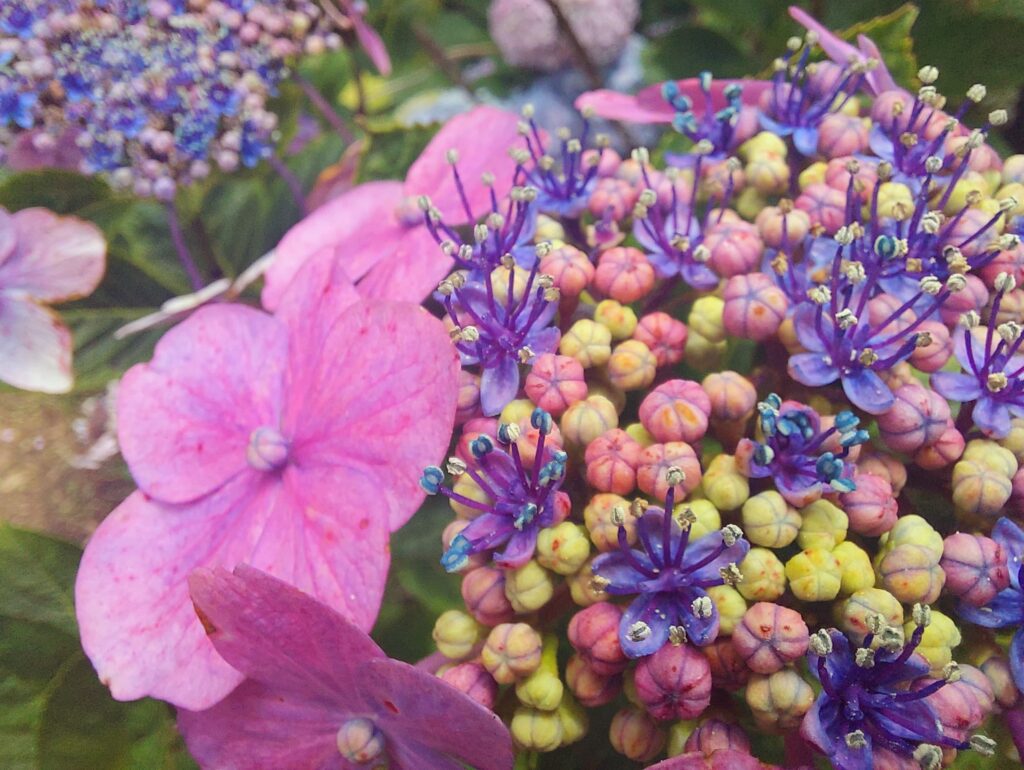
1 1 1023 767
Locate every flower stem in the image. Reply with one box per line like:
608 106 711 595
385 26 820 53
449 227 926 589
267 155 307 215
295 74 355 143
165 201 203 291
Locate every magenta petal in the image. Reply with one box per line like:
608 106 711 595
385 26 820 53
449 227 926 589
284 301 460 531
0 208 15 263
353 15 392 75
403 106 522 224
363 658 515 770
0 209 105 301
178 680 345 770
574 89 675 124
855 34 898 95
788 7 860 68
76 468 390 709
188 565 382 698
117 304 288 504
0 295 73 393
262 181 406 311
356 225 454 303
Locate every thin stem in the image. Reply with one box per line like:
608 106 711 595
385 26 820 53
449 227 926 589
267 155 307 215
165 201 203 291
294 74 355 143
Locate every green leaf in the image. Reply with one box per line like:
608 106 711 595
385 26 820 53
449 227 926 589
0 525 195 770
643 23 754 82
0 171 111 215
357 122 438 183
838 3 920 88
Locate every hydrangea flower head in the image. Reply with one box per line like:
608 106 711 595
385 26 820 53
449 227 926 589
514 110 601 218
263 106 523 307
591 477 750 658
932 276 1024 437
803 608 995 769
0 206 105 392
75 256 460 709
423 407 570 570
178 565 514 770
957 517 1024 694
737 395 867 507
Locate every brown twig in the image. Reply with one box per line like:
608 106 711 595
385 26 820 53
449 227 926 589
412 24 475 96
540 0 603 90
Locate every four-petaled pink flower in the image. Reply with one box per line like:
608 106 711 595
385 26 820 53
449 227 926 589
0 206 105 392
178 565 515 770
262 105 523 308
75 255 460 710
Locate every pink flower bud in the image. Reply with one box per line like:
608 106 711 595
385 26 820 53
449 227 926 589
909 320 952 372
703 220 764 278
980 654 1019 709
841 473 898 537
568 602 628 676
702 638 749 691
594 247 656 303
456 418 498 463
794 183 846 234
722 273 788 342
637 442 702 501
683 718 751 756
940 532 1009 606
702 371 756 422
731 602 809 675
914 421 965 470
857 450 908 494
639 380 711 444
456 370 481 425
980 244 1024 288
633 643 713 721
633 312 688 367
440 661 499 709
939 273 989 326
525 353 587 418
585 428 642 494
609 707 666 762
461 567 516 626
589 178 639 221
566 652 622 707
824 156 878 203
585 147 621 178
816 113 868 158
754 205 810 248
540 244 595 298
481 623 543 684
615 158 645 187
877 383 951 453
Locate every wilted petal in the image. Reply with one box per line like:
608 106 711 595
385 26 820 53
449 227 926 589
117 304 288 504
403 106 522 224
262 181 406 311
284 300 460 531
0 208 105 301
0 295 73 393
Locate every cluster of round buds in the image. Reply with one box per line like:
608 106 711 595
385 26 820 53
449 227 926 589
0 0 360 195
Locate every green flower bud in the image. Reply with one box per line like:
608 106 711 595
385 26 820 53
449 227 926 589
902 610 962 674
701 454 750 511
536 522 591 575
567 556 607 607
555 692 589 746
481 623 543 684
679 499 721 541
742 490 801 548
839 588 904 643
785 548 842 601
877 544 945 604
432 609 484 660
559 319 612 369
688 296 726 343
511 706 563 752
832 541 874 595
737 547 787 602
797 499 848 551
516 634 564 711
745 669 814 732
505 560 556 613
707 585 747 636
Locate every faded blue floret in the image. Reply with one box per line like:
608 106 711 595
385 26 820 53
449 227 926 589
422 409 568 571
590 484 749 658
662 71 748 162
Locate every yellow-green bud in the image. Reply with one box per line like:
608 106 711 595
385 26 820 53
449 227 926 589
567 556 607 607
450 473 490 519
555 692 589 746
432 609 484 660
876 181 914 219
606 340 657 391
624 421 656 447
537 522 591 575
785 549 842 602
482 623 543 684
584 493 634 552
840 588 904 642
707 584 747 636
952 459 1013 517
737 547 787 602
499 398 535 427
742 491 801 548
701 454 750 511
679 499 721 541
879 514 943 554
739 131 788 161
902 610 962 674
516 634 564 711
688 296 726 343
561 395 619 448
832 541 874 595
666 720 697 758
967 438 1021 476
594 299 638 340
745 669 814 732
877 544 945 604
683 329 726 370
511 706 563 751
797 499 848 551
505 560 556 613
799 161 828 189
998 418 1024 463
560 319 612 369
535 215 566 242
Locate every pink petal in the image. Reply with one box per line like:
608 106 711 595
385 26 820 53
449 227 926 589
403 106 522 224
0 295 73 393
117 304 288 504
364 658 515 770
262 181 406 311
356 224 453 303
575 88 676 123
856 34 898 95
178 680 346 770
788 7 860 64
76 467 390 710
353 15 392 75
5 129 83 171
659 78 772 111
0 208 105 302
0 208 15 263
284 301 460 531
188 565 382 698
